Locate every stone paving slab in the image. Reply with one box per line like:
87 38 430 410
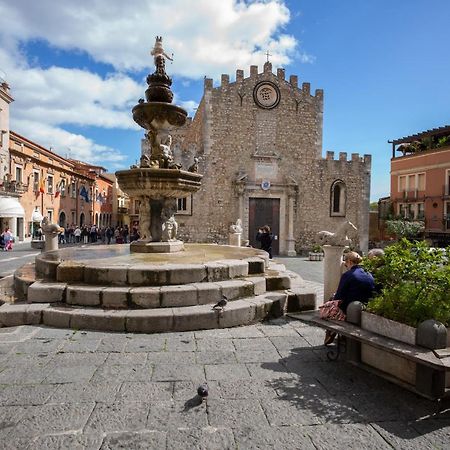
0 319 449 449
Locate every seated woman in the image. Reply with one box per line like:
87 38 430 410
320 251 375 345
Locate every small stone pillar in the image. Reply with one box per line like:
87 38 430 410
41 217 62 252
43 230 59 252
229 233 241 247
322 245 346 303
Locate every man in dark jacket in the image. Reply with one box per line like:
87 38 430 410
256 225 274 259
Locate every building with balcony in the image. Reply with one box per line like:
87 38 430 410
9 132 97 238
68 161 113 228
387 125 450 245
0 80 25 239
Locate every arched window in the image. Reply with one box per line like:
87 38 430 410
330 180 346 217
59 211 66 228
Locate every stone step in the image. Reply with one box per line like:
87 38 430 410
26 276 270 308
49 257 266 286
0 292 288 333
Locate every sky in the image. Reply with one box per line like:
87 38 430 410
0 0 449 201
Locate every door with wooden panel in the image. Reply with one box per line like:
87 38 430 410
248 198 280 255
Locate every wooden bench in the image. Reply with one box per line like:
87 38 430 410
289 310 450 401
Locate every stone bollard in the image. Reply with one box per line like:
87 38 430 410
417 319 448 350
322 245 346 303
346 301 363 325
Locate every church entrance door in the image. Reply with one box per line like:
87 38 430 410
249 198 280 255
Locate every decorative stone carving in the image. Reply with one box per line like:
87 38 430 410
229 219 243 234
188 157 200 173
161 200 178 242
317 221 357 247
161 217 178 241
229 219 243 247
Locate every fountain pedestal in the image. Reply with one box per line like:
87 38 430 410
116 168 202 253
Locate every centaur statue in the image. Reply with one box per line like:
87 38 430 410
317 220 357 247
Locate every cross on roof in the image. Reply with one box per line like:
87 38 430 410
265 50 272 62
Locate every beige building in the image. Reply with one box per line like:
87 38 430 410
9 132 97 238
170 62 371 255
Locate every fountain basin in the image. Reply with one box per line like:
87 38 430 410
132 102 187 130
115 168 202 199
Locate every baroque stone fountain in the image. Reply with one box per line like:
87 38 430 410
116 36 202 253
2 37 315 334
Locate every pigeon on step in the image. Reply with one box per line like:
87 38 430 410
197 383 209 402
212 295 228 310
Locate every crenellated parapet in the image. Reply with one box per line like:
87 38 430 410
323 150 372 165
202 64 321 99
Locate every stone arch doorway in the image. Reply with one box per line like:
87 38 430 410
248 197 280 255
59 211 66 228
80 212 85 227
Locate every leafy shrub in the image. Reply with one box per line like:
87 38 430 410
362 239 450 327
385 219 424 239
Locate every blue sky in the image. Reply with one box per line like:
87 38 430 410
0 0 449 201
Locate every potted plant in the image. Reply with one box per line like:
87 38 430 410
309 244 324 261
361 239 450 347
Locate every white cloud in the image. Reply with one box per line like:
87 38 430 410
0 0 300 78
14 119 126 167
0 0 305 167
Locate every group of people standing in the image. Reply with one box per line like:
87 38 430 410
35 224 141 246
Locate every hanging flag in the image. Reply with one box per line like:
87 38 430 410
97 192 106 204
39 177 45 193
79 185 90 202
55 181 61 198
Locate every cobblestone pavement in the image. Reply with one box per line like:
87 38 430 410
0 320 448 449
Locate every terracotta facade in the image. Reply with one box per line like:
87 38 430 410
390 143 450 243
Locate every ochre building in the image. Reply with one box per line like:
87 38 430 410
171 62 371 255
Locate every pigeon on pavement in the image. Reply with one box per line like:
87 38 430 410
212 295 228 310
197 383 209 402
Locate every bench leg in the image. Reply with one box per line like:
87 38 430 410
346 338 361 364
326 335 346 361
416 364 445 400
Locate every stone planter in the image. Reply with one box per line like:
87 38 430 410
359 311 450 392
361 312 417 345
308 252 324 261
361 311 450 348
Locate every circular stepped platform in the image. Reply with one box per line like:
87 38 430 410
5 244 316 333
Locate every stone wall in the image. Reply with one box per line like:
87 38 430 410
175 64 371 254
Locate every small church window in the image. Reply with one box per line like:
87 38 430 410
176 195 193 216
330 180 346 217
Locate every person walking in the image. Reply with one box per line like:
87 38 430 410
1 228 13 251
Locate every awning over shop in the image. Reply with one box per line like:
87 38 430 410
31 208 44 222
0 196 25 218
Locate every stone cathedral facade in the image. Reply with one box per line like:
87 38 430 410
170 62 371 255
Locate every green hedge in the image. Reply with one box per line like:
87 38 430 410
362 239 450 327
